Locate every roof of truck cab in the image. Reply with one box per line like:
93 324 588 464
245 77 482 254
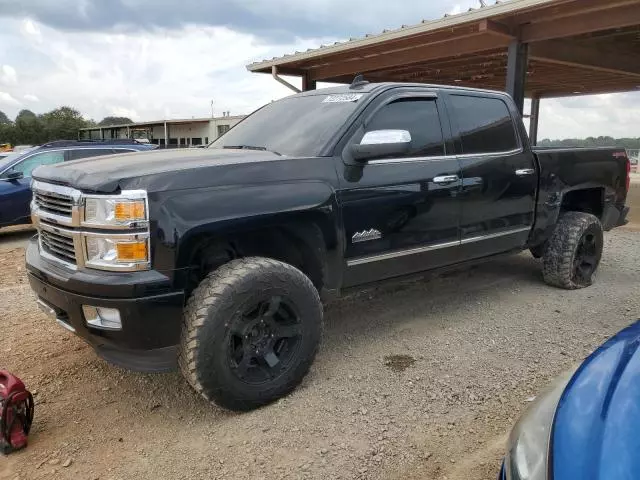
298 81 511 97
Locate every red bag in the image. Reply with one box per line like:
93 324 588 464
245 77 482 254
0 370 34 455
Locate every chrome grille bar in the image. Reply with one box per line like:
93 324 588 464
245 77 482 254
40 228 76 264
31 180 82 227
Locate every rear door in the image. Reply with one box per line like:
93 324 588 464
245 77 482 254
445 92 536 260
337 90 462 287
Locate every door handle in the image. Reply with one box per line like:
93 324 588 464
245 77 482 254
515 168 535 176
433 175 459 185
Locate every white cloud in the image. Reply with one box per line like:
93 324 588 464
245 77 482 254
0 19 332 122
22 18 41 37
0 65 17 86
109 106 139 119
0 91 20 107
0 13 638 140
524 94 640 140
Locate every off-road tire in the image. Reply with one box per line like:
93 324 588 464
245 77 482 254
179 257 323 411
542 212 603 289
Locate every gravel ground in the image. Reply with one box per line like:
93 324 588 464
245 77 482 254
1 229 639 480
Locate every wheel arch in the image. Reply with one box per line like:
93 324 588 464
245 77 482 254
177 212 339 297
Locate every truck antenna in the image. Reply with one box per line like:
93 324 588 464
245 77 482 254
350 74 369 89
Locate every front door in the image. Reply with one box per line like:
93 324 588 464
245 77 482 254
445 93 536 260
338 93 462 287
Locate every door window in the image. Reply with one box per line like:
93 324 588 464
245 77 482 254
449 95 519 154
67 149 114 161
364 98 444 158
9 150 65 177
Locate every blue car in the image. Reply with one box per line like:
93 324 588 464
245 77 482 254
501 320 640 480
0 140 156 228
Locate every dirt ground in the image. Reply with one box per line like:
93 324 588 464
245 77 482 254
1 228 639 480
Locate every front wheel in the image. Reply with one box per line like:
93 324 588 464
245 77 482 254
179 257 323 411
542 212 603 289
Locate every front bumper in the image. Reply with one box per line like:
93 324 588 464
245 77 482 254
25 238 184 372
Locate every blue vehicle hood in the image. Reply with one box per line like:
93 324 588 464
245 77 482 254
551 320 640 480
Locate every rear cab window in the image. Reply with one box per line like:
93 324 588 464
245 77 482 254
448 95 519 154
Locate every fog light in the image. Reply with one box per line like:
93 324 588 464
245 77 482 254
82 305 122 331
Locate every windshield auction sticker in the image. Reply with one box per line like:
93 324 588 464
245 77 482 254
323 93 364 103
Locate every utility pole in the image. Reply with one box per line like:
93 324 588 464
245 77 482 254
210 100 214 118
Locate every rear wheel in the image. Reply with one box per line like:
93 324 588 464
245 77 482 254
179 257 323 411
542 212 603 289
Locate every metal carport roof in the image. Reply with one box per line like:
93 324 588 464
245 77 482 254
247 0 640 99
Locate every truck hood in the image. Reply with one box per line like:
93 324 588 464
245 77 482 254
551 320 640 479
32 148 284 193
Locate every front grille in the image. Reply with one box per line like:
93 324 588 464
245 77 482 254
40 228 77 265
34 190 73 218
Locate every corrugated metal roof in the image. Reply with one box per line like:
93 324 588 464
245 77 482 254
246 0 558 71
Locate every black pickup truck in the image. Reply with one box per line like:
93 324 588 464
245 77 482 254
27 82 630 410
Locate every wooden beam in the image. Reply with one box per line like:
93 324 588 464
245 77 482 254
521 2 640 43
295 24 481 69
308 33 510 81
302 73 316 91
530 39 640 78
478 19 514 39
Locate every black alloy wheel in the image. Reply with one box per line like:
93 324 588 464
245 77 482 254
227 296 303 384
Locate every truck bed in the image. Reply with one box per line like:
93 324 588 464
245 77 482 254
530 146 629 244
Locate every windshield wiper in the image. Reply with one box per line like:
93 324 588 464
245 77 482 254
223 145 281 156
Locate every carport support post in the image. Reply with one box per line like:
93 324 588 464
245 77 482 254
505 40 528 115
164 121 169 149
302 73 316 91
529 96 540 146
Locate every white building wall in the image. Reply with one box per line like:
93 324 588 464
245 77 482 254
80 115 244 145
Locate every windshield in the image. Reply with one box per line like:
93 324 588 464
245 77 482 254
210 92 366 157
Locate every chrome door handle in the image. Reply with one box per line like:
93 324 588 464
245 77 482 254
433 175 459 185
515 168 535 176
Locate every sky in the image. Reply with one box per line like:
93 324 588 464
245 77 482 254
0 0 638 140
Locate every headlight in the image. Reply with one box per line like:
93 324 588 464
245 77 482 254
505 367 577 480
82 191 147 228
84 233 150 271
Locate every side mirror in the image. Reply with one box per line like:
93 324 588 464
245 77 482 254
5 171 23 181
350 130 412 162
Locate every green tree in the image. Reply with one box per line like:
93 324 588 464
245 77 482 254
0 110 11 125
14 109 45 144
98 116 132 126
40 106 89 141
0 110 15 144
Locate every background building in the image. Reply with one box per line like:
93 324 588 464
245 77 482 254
79 113 244 147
